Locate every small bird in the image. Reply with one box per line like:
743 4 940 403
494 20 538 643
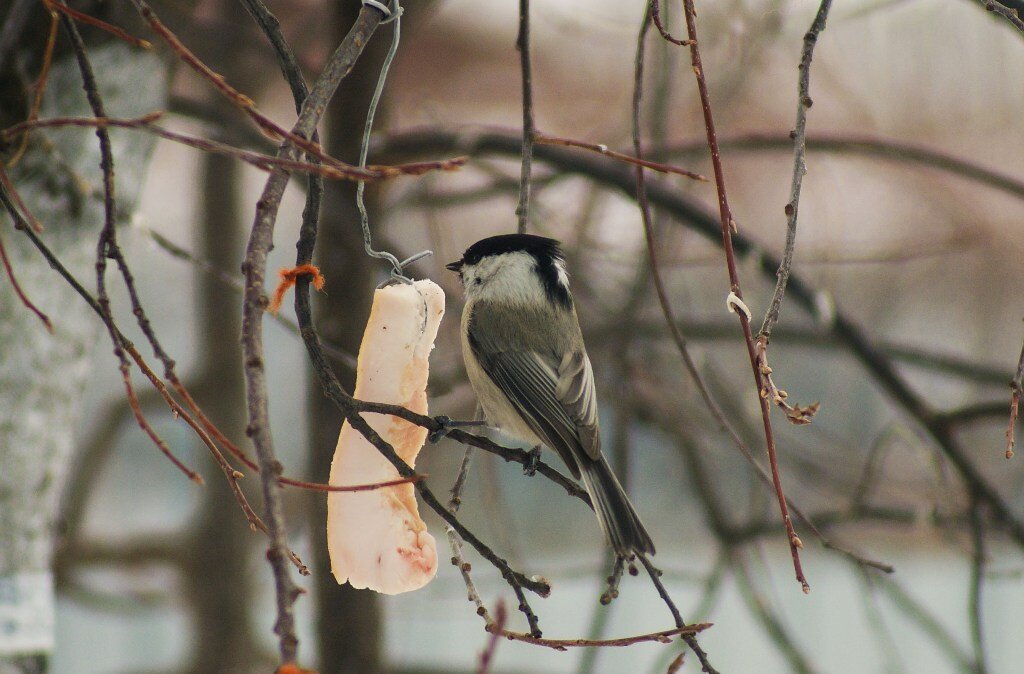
446 233 655 557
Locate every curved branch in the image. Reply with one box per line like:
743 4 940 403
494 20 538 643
371 126 1024 553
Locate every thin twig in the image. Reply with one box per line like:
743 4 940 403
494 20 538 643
755 338 820 425
0 164 44 232
979 0 1024 32
476 600 507 674
968 493 989 674
758 0 833 341
1006 334 1024 458
447 447 493 624
58 10 205 487
343 402 591 506
515 0 535 234
2 114 464 181
600 555 625 605
676 0 808 592
534 131 706 181
44 0 152 48
638 555 718 674
0 228 52 331
488 622 712 652
650 0 690 46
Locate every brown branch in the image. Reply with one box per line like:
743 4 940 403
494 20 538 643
127 0 461 183
968 495 989 674
487 622 712 651
666 131 1024 203
631 16 720 670
0 228 52 331
515 0 534 234
534 131 706 181
650 0 690 46
45 0 152 48
476 600 506 674
5 7 58 168
2 114 465 181
755 337 820 425
980 0 1024 32
0 164 44 232
677 0 808 592
239 4 389 664
758 0 833 341
1007 334 1024 458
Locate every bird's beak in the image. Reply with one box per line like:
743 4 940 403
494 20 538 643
445 260 463 273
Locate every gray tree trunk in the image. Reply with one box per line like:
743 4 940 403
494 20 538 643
0 44 165 672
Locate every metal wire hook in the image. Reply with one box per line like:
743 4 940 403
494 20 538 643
356 0 430 285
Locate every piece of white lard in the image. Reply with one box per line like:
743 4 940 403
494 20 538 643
327 279 444 594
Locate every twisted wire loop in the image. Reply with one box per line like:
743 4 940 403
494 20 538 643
357 0 431 287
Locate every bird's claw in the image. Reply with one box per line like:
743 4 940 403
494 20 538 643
523 445 542 476
428 415 454 444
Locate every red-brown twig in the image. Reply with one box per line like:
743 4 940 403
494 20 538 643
6 6 58 167
0 229 52 331
0 165 44 232
676 0 808 592
2 114 466 182
1007 335 1024 458
534 131 706 181
488 622 712 652
650 0 691 46
45 0 152 48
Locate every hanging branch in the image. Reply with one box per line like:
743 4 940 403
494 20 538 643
1007 335 1024 458
630 13 722 670
236 3 392 663
672 0 809 592
0 228 51 331
758 0 833 342
515 0 534 234
750 0 833 426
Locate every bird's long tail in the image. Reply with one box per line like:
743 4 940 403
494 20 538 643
579 456 655 556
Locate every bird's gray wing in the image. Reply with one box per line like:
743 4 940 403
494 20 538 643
554 348 601 461
473 347 586 477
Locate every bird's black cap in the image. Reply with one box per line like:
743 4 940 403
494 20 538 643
446 234 565 271
447 234 571 308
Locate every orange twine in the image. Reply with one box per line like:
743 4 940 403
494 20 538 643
269 264 325 314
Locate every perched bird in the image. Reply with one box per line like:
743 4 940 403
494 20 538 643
446 233 655 557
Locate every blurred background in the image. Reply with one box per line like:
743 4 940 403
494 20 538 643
2 0 1024 672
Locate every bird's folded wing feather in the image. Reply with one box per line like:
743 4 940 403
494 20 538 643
470 328 603 476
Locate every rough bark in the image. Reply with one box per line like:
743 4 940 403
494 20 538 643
0 45 165 670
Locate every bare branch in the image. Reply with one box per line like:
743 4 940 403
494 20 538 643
676 0 808 592
515 0 534 234
758 0 833 341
